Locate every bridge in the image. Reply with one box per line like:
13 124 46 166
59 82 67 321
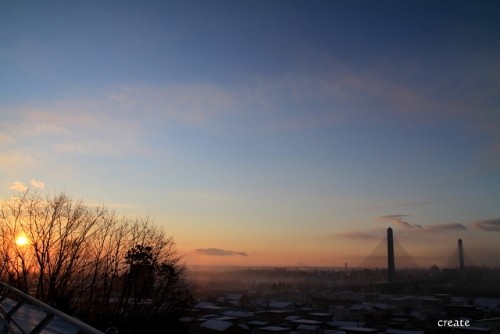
358 227 471 284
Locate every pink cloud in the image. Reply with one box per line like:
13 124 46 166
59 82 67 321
472 219 500 232
377 214 422 229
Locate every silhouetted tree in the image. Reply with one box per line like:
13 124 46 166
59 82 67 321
0 190 193 332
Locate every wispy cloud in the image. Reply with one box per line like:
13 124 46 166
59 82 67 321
8 181 27 192
108 83 238 125
1 83 238 159
237 62 445 131
376 215 468 234
30 179 45 189
2 102 145 158
472 219 500 232
195 248 248 257
359 201 437 212
0 151 35 170
334 71 437 115
427 222 468 232
334 231 382 240
377 214 422 229
233 50 499 154
7 179 45 191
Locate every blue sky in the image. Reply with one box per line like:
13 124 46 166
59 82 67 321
1 1 500 267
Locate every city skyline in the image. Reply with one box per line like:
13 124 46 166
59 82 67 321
1 1 500 268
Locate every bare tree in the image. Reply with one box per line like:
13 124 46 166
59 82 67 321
0 190 192 331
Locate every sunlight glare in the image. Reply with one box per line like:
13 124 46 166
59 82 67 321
15 234 29 246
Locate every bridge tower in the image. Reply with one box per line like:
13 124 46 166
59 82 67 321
387 227 395 283
458 239 465 271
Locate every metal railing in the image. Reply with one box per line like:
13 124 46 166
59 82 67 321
0 281 104 334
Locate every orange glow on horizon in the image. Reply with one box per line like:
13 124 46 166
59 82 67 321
182 247 360 268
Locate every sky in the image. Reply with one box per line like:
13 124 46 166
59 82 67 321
1 0 500 268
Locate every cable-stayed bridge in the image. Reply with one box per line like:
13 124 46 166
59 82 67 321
358 227 472 283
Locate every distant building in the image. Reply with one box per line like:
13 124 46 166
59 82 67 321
200 319 247 334
340 327 379 334
253 326 291 334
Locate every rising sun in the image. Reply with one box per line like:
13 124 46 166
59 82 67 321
15 234 29 246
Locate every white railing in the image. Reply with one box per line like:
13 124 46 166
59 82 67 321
0 281 105 334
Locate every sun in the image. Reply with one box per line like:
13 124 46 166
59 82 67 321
15 234 29 246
